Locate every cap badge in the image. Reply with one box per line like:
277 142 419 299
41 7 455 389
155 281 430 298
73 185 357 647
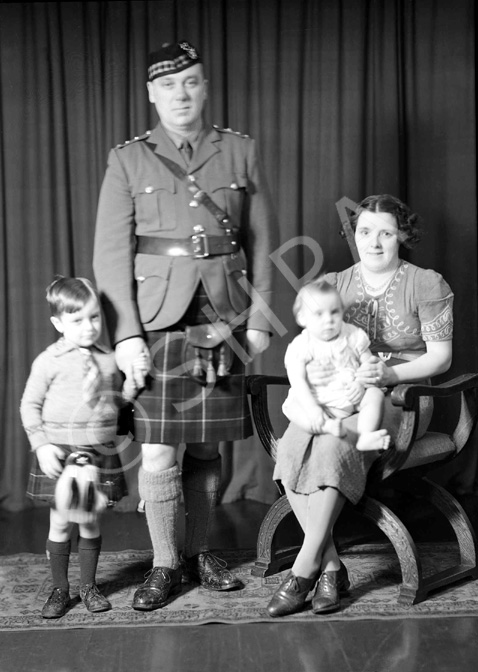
179 42 198 60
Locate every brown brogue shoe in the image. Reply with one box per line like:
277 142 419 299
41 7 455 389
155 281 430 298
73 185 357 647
132 566 182 611
267 572 316 618
181 552 243 591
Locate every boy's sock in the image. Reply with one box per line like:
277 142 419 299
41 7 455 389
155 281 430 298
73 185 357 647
46 538 71 592
138 464 181 569
182 454 221 558
77 535 102 585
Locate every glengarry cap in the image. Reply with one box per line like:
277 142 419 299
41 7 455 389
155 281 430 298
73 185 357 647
148 41 202 81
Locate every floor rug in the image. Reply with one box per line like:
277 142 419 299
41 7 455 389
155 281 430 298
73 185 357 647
0 544 477 630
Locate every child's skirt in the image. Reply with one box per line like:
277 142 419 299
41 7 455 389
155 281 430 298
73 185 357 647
26 442 127 506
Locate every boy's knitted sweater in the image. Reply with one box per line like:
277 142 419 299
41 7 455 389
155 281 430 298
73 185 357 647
20 338 124 450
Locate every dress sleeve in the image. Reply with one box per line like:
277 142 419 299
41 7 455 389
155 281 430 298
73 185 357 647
417 270 454 342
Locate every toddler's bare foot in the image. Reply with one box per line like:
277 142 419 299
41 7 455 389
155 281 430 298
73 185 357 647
322 418 346 437
356 430 390 452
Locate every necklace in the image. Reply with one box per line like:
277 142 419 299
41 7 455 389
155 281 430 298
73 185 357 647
360 262 400 295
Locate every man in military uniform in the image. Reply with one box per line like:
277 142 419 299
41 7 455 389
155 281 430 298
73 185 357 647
93 42 277 610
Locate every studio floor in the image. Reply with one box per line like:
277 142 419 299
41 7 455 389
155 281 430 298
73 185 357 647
1 493 478 672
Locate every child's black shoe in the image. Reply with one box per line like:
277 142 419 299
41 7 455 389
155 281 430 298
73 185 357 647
42 587 70 619
80 583 111 612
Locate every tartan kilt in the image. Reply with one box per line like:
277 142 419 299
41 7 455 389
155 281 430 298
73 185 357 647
26 442 127 505
133 328 253 444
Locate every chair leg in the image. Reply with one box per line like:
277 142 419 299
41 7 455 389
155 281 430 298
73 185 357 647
355 494 422 606
357 481 478 605
402 477 478 598
251 495 303 577
411 477 478 566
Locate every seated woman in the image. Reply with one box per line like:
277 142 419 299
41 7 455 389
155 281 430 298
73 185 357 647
268 194 453 618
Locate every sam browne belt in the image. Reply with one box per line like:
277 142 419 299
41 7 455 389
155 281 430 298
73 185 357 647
136 233 240 258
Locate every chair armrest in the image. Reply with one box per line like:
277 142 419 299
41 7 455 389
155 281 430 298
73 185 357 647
247 375 289 461
391 373 478 408
372 373 478 481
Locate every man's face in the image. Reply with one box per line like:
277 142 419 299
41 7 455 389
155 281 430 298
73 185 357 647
147 64 208 134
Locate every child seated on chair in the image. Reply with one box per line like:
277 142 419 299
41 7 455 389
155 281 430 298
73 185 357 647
20 276 148 619
283 278 390 452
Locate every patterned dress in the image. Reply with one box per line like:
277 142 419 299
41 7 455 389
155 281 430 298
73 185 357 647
274 261 453 504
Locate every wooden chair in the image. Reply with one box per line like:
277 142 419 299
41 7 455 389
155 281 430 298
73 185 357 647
247 373 478 605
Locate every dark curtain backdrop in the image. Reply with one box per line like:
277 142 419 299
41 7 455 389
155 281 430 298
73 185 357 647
0 0 475 511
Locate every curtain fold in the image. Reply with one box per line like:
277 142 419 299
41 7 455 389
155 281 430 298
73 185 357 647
0 0 475 510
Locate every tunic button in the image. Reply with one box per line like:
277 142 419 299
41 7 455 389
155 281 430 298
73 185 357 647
188 175 196 182
145 186 153 194
230 182 238 190
189 200 199 208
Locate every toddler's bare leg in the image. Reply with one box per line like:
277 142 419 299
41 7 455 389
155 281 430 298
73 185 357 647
356 387 390 451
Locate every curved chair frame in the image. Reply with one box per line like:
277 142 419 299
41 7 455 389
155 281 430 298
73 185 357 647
247 373 478 606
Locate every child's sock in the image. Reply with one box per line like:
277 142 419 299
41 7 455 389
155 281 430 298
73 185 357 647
46 538 71 592
78 535 102 585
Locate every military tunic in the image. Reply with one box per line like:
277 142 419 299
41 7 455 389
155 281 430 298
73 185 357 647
93 122 277 443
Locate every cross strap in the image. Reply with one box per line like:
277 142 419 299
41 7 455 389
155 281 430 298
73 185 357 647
154 152 235 231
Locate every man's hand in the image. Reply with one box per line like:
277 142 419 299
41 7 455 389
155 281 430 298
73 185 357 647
36 444 66 479
115 337 152 389
246 329 270 359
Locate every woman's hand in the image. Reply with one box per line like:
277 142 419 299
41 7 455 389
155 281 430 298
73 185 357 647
36 444 66 479
356 356 397 387
306 360 336 386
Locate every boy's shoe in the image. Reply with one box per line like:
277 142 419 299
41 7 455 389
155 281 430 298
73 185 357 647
79 583 112 612
42 587 70 619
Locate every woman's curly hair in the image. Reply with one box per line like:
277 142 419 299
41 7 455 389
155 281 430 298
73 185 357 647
350 194 422 249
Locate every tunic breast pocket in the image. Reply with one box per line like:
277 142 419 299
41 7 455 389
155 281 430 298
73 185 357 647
134 176 177 232
207 173 248 221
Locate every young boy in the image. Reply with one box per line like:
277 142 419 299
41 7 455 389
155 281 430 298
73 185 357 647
20 276 147 618
283 278 390 452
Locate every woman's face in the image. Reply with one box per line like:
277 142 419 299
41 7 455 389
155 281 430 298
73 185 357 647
355 210 401 273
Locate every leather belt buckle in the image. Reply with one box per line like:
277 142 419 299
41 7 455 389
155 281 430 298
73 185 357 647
191 233 210 258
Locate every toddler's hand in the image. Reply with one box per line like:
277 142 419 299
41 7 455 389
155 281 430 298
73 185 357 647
345 380 365 405
36 444 66 479
123 353 150 400
307 407 327 434
132 352 150 388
